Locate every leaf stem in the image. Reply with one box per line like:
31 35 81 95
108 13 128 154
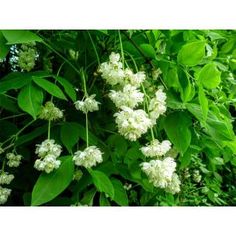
118 30 125 68
85 112 89 147
87 31 101 65
48 120 51 139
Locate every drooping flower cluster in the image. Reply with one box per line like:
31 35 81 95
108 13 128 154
141 158 180 194
0 172 14 185
6 153 22 168
73 146 103 168
0 171 14 205
114 106 152 141
74 94 100 114
148 88 167 125
34 139 62 173
18 43 38 72
140 139 171 158
73 78 103 169
0 186 11 205
141 157 176 188
39 101 63 121
140 139 180 194
0 151 22 204
99 52 180 194
98 52 125 86
99 52 154 141
109 84 144 109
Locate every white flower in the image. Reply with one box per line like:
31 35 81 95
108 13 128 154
99 52 125 86
123 69 146 87
39 101 63 121
6 153 22 168
148 88 167 125
193 170 202 183
165 173 181 194
140 139 171 158
74 94 100 113
34 139 62 173
141 157 176 189
109 52 120 64
0 172 14 185
109 84 144 108
114 106 152 141
35 139 62 158
0 186 11 205
73 146 103 168
34 154 61 173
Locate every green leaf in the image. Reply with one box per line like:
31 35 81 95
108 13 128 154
0 31 9 59
89 170 114 198
177 41 205 66
198 63 221 89
17 83 44 119
198 85 208 121
111 178 128 206
0 94 20 113
54 76 77 102
31 156 74 206
178 68 195 102
1 30 42 44
80 188 96 206
139 44 156 59
164 112 192 155
33 77 67 100
0 72 32 94
99 193 111 206
60 122 80 152
107 134 128 156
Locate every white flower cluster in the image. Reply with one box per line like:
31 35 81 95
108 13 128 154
39 101 63 121
109 84 144 109
140 139 180 194
148 88 167 125
141 157 180 193
34 139 62 173
99 52 146 87
99 52 180 194
73 146 103 168
0 172 14 185
6 153 22 167
100 52 153 141
0 171 14 205
74 94 100 113
0 186 11 205
114 106 152 141
140 139 171 158
98 52 125 86
165 173 181 194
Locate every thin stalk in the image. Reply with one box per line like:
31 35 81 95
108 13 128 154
118 30 125 68
15 120 35 137
48 120 51 139
85 112 89 147
87 31 101 65
81 70 88 96
0 113 26 121
43 41 81 76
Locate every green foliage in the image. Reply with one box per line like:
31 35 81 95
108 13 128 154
177 41 205 66
31 156 74 206
89 170 115 198
17 82 44 119
164 112 192 155
1 29 236 206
